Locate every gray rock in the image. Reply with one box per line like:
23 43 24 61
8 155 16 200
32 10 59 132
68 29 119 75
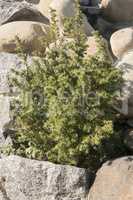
0 53 23 145
88 156 133 200
87 6 101 15
0 0 49 25
95 17 113 38
101 0 133 23
0 155 92 200
91 0 101 6
115 51 133 118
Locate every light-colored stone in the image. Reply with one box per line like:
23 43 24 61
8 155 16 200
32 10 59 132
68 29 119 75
49 0 94 36
110 27 133 58
101 0 133 22
37 0 52 19
37 0 101 18
88 156 133 200
0 155 92 200
115 51 133 118
0 53 23 145
0 53 36 147
0 21 49 53
0 0 49 25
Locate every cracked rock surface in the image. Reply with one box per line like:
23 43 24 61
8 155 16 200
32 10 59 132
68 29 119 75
0 156 92 200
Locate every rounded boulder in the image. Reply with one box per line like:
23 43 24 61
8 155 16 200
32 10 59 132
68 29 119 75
0 21 49 53
88 156 133 200
110 27 133 58
49 0 94 36
101 0 133 22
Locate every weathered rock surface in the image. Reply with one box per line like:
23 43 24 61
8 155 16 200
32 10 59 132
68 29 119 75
0 155 92 200
0 0 49 25
49 0 94 36
0 21 49 53
0 53 23 145
110 27 133 58
88 156 133 200
37 0 52 19
101 0 133 22
116 51 133 117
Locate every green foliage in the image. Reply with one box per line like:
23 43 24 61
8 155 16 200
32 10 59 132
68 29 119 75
2 1 126 170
